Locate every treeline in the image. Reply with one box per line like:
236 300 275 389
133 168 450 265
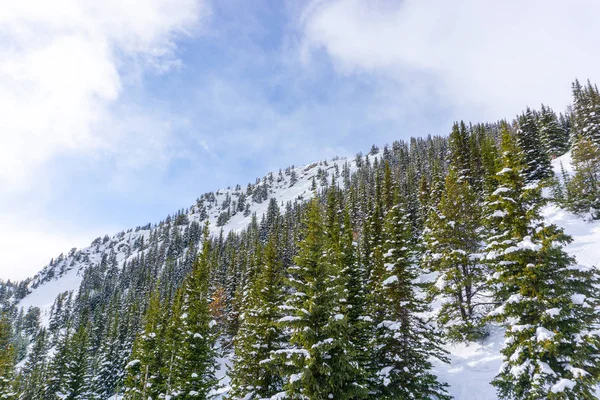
0 80 599 399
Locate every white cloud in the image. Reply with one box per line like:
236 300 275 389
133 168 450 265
0 0 208 280
301 0 600 121
0 0 207 190
0 215 104 281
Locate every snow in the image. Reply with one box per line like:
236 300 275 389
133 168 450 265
550 378 576 393
382 275 398 286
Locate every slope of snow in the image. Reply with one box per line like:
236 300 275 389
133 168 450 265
14 156 359 324
13 149 600 399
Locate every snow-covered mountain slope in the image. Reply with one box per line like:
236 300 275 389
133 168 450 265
432 205 600 399
431 152 600 399
16 156 358 324
14 150 600 399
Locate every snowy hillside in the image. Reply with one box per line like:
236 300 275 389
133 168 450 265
12 149 600 399
15 156 357 325
430 152 600 399
434 205 600 399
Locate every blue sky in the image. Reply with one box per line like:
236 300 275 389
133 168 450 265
1 0 600 280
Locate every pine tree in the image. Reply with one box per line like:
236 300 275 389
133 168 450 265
63 323 93 400
566 135 600 219
517 108 553 182
340 206 370 390
229 233 286 399
421 168 487 341
0 313 16 400
572 79 600 146
448 121 472 182
172 222 220 399
538 104 569 158
485 126 600 399
20 328 49 399
278 198 365 399
369 202 450 399
94 300 126 399
123 288 168 399
45 327 71 399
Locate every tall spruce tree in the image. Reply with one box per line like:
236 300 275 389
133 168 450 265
63 322 93 400
123 287 169 399
278 198 365 399
370 202 450 399
0 313 16 400
171 222 220 399
538 104 569 158
485 126 600 399
572 79 600 146
421 168 487 341
565 135 600 219
20 328 49 399
517 108 553 182
229 233 287 399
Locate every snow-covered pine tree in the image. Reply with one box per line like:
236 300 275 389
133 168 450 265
448 121 472 182
123 288 169 399
340 205 371 391
572 79 600 146
566 135 600 219
278 198 365 399
538 104 569 158
45 325 72 398
517 108 553 182
20 327 49 399
421 167 487 341
171 221 220 399
93 298 126 399
369 201 451 399
229 233 287 399
485 125 600 399
0 313 16 400
63 322 93 400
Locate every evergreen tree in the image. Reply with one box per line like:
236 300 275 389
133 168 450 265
229 233 286 399
20 328 49 399
172 222 220 399
538 104 569 158
123 288 168 399
45 327 72 399
517 108 553 182
0 313 16 400
421 168 487 341
572 79 600 146
565 135 600 219
485 126 600 399
279 198 365 399
63 323 93 400
369 203 450 399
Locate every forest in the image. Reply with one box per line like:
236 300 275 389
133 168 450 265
0 79 600 399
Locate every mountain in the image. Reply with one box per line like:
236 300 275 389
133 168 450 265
16 156 357 327
3 84 600 399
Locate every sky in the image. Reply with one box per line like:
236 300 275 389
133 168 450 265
1 0 599 280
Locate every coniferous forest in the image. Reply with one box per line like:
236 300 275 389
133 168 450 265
1 80 600 399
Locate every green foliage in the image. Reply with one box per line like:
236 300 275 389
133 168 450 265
229 234 287 399
369 203 450 399
485 126 600 399
278 198 366 400
422 168 487 341
0 314 16 400
565 136 600 219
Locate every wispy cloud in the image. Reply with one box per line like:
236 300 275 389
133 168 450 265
0 0 208 279
300 0 600 121
0 0 208 190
